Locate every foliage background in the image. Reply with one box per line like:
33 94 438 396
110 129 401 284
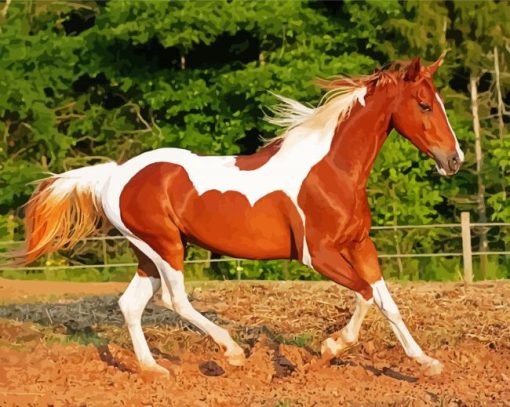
0 0 509 281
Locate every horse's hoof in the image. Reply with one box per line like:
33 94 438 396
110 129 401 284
225 348 246 366
422 358 443 376
140 363 170 378
320 337 350 359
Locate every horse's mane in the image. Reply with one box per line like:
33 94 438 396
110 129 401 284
264 61 412 145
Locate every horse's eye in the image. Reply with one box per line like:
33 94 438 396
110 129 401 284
418 101 432 112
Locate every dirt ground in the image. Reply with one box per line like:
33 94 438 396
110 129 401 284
0 278 509 406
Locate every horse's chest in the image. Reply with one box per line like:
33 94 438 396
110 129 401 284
298 162 371 244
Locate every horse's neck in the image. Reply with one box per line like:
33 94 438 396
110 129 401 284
239 87 394 184
327 90 395 186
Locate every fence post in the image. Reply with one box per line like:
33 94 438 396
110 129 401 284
282 260 289 280
461 212 473 284
102 239 108 265
236 260 242 281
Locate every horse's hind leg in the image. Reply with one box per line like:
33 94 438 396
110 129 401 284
160 280 174 311
128 227 245 367
159 259 245 366
118 246 167 375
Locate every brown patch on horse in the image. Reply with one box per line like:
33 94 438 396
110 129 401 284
234 139 283 171
119 162 305 268
130 244 159 278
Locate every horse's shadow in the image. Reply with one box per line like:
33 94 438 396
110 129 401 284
96 344 133 373
0 294 418 383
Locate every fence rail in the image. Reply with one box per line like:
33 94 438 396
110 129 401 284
1 213 509 282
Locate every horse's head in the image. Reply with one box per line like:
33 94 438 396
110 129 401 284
391 55 464 176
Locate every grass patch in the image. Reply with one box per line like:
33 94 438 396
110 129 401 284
43 326 109 347
276 333 314 348
66 327 108 346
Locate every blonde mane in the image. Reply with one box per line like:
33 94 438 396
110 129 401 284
264 82 367 145
264 64 410 145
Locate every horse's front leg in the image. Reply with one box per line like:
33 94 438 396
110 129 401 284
343 238 443 376
321 291 373 358
307 245 374 358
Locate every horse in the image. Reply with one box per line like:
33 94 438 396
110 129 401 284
15 55 463 377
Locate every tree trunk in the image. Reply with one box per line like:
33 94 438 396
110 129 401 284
469 74 489 280
1 0 11 18
494 46 507 201
180 53 186 70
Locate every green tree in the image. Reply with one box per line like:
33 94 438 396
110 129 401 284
0 0 508 281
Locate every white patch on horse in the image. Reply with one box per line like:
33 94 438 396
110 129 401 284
294 205 312 267
102 87 367 266
47 162 117 199
435 165 447 176
435 93 464 162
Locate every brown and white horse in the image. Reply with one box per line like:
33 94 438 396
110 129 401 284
16 56 463 376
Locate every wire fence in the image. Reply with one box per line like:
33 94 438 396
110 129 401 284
1 214 509 282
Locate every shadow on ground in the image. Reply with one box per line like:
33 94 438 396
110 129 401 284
0 294 419 383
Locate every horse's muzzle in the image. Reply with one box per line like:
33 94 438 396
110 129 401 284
433 151 463 176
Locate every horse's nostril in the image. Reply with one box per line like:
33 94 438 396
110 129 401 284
448 155 460 172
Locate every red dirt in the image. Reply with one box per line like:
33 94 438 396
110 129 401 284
0 278 127 304
0 279 509 406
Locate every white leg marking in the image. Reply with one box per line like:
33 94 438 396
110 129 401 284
372 279 443 375
158 260 245 366
321 293 373 357
118 274 169 374
342 293 373 343
160 279 174 311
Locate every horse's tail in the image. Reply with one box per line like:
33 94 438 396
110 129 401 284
13 162 118 265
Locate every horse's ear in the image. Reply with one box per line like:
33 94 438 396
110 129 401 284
404 57 422 81
427 50 448 76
